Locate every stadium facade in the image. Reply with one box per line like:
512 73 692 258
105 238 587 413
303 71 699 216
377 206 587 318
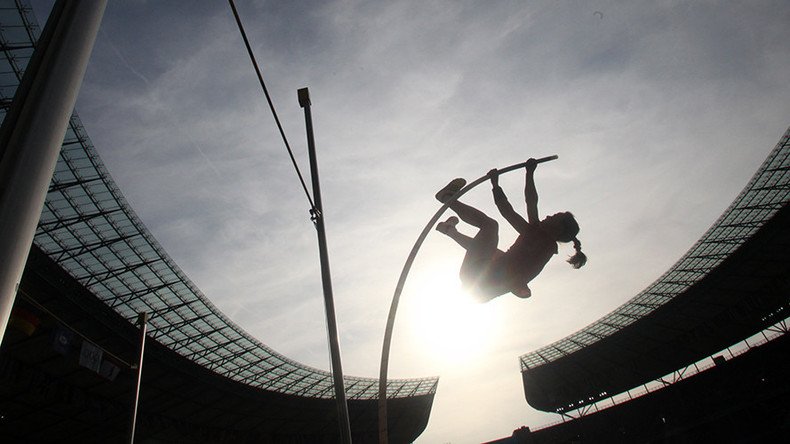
0 1 436 442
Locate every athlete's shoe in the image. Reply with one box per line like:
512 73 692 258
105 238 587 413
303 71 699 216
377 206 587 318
435 216 459 234
435 178 466 203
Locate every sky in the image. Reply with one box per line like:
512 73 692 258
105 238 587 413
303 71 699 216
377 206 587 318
31 1 790 442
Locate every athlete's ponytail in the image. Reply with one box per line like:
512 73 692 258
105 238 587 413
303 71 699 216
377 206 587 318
567 237 587 269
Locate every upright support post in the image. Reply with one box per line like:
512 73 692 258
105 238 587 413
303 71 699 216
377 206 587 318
0 0 107 345
298 87 353 444
129 312 149 444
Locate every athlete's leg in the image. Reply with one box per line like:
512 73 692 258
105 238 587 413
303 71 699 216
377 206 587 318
443 204 499 282
436 218 475 249
437 200 499 248
436 209 505 298
448 200 496 229
435 179 502 294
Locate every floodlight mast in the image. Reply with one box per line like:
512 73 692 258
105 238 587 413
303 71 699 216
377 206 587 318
298 87 353 444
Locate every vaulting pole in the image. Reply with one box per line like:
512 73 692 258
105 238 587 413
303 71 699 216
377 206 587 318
377 155 558 443
298 87 353 443
129 312 149 444
0 0 106 345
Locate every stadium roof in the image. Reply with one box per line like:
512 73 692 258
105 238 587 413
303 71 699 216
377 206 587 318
520 127 790 412
1 0 435 402
2 246 432 442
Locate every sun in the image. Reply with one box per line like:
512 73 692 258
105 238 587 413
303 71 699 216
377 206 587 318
404 263 501 367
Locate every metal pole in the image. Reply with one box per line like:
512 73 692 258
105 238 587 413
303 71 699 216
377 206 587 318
377 155 558 443
0 0 107 345
129 312 149 444
298 87 352 443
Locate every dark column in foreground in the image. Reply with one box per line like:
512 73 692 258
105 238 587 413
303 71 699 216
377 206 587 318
0 0 107 345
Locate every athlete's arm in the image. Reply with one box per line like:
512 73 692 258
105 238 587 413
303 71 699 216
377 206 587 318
524 159 539 224
489 169 529 233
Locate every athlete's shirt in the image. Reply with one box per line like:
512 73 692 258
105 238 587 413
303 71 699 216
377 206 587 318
469 186 558 300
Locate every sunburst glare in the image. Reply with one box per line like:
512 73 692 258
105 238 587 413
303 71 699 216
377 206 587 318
404 262 501 368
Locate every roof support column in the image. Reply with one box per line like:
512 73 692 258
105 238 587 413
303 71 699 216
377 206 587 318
0 0 106 345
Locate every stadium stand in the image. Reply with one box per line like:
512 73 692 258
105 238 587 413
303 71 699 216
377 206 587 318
491 330 789 443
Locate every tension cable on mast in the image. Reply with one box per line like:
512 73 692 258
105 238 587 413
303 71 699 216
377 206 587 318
227 4 353 443
227 0 317 216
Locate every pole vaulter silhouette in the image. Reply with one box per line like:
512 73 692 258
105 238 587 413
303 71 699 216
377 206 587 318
378 155 588 443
